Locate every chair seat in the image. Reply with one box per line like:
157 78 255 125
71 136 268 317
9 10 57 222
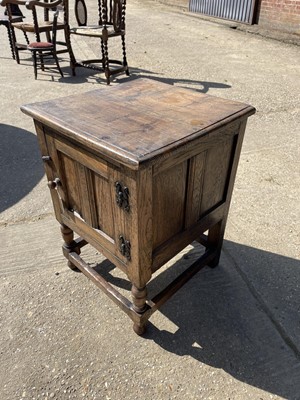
70 25 124 38
12 20 65 33
28 41 53 49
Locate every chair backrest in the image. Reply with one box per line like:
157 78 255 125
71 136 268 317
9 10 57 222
74 0 126 32
27 0 66 42
2 0 67 41
99 0 126 31
25 0 67 23
2 0 27 20
4 3 24 16
24 0 57 41
74 0 87 26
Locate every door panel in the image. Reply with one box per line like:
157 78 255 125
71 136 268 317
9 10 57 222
58 153 83 216
92 172 115 239
44 135 125 259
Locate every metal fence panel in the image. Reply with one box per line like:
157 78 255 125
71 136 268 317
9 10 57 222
189 0 256 24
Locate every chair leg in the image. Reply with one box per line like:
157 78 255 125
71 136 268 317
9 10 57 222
7 26 16 60
38 51 45 71
23 31 29 45
53 52 63 78
32 50 38 80
64 26 76 76
100 38 105 70
121 34 129 76
6 24 15 60
102 39 110 85
9 25 20 64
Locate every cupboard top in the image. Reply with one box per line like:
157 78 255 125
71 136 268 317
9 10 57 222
21 79 255 169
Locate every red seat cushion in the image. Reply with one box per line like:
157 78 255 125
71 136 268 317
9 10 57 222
28 41 53 49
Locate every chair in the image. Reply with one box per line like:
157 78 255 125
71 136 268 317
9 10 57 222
0 4 28 62
27 8 63 79
70 0 129 84
1 0 75 70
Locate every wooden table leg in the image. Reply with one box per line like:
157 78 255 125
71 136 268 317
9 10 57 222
206 219 226 268
131 284 148 335
60 224 80 271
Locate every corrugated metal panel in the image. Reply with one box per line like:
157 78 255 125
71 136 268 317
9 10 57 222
189 0 256 24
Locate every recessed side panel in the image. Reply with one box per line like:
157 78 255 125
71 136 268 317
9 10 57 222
185 151 207 229
200 135 236 217
152 160 188 249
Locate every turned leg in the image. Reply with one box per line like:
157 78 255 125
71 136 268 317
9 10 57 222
9 25 20 64
100 38 105 70
60 224 80 271
121 34 129 75
102 38 110 85
131 284 147 335
6 24 15 60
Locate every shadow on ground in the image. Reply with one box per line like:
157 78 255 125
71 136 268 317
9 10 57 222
58 65 232 91
0 124 44 213
118 68 232 93
91 240 300 399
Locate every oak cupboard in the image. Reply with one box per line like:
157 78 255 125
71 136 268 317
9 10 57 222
21 79 255 334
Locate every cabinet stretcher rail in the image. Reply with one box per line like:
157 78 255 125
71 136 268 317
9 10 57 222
67 241 215 327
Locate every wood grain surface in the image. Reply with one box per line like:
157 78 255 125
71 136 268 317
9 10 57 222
21 79 255 168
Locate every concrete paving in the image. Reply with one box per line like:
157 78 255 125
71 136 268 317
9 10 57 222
0 0 300 399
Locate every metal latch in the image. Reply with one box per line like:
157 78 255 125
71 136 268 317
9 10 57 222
119 235 131 261
115 181 130 212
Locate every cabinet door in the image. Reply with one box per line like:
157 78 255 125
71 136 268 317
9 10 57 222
44 132 133 270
